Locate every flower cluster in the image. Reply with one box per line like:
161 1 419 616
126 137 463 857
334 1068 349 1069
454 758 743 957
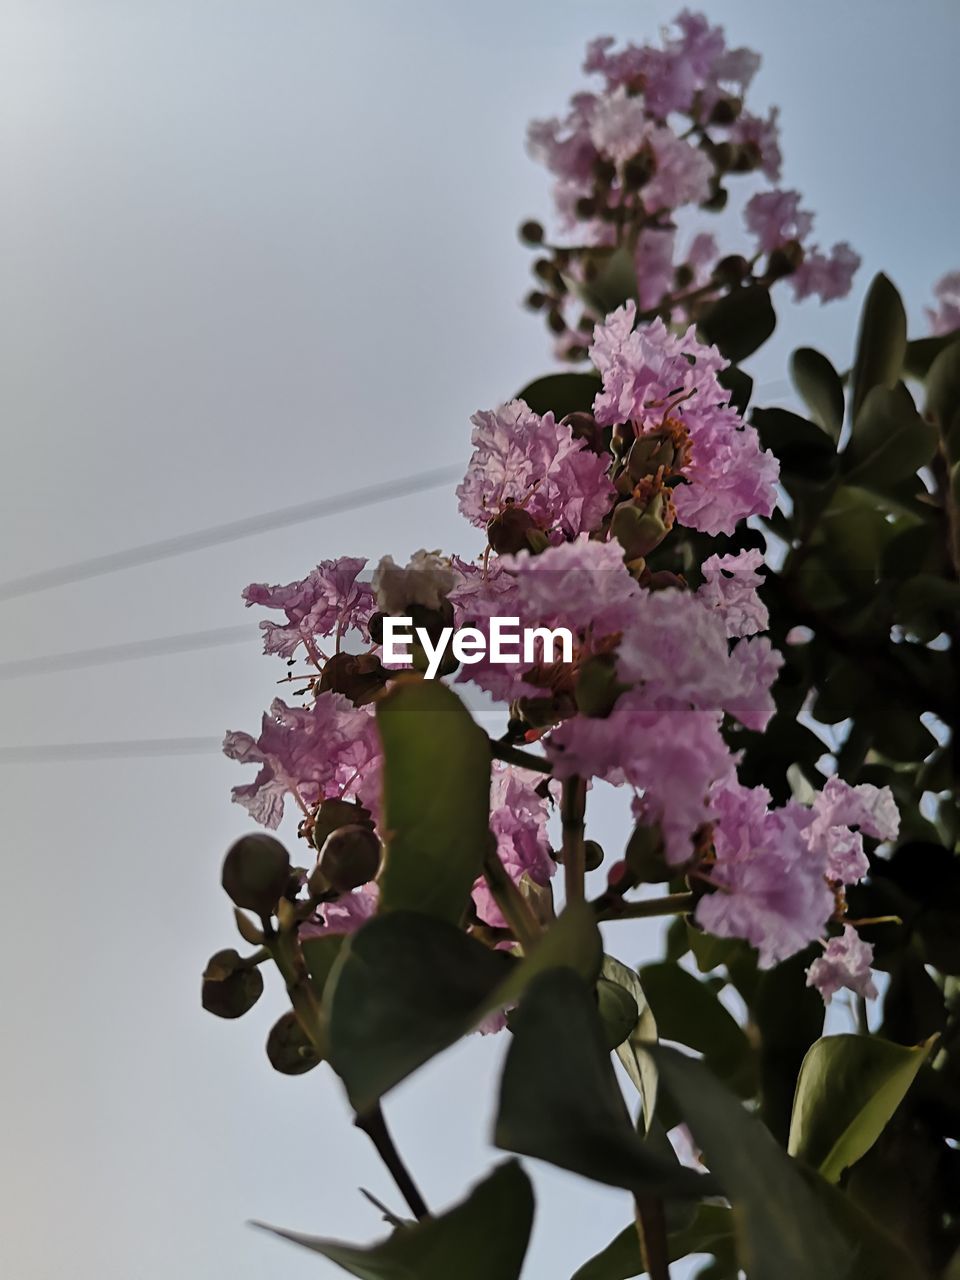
521 10 859 358
927 271 960 336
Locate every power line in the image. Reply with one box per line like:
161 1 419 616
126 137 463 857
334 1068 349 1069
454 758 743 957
0 624 255 680
0 737 223 764
0 462 463 604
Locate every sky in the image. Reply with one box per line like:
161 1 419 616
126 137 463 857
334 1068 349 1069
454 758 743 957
0 2 958 1277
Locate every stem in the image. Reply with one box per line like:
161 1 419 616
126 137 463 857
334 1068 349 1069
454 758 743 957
490 739 552 774
482 844 542 949
562 776 587 906
634 1195 670 1280
355 1105 430 1222
596 891 696 922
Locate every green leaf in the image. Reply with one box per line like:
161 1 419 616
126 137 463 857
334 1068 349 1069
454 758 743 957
570 1205 736 1280
639 962 756 1097
649 1044 853 1280
571 246 639 315
843 383 938 490
753 406 837 488
697 284 776 363
752 947 825 1144
327 903 602 1112
518 372 602 419
788 1033 935 1182
495 969 713 1199
790 347 845 440
850 273 907 423
254 1159 534 1280
798 1164 928 1280
601 955 658 1129
376 676 490 923
925 338 960 457
904 328 960 380
717 366 753 415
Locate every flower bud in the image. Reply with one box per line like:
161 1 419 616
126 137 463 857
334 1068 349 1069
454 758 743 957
584 839 605 871
593 156 616 186
575 195 597 219
311 797 374 853
625 822 671 883
766 240 804 281
221 834 291 915
623 152 654 191
266 1011 321 1075
534 258 563 288
318 651 388 706
611 493 673 560
201 949 264 1019
525 289 548 311
712 141 736 171
316 824 382 893
701 185 728 212
713 254 750 286
673 263 695 289
563 411 608 454
709 95 742 125
575 653 628 718
547 308 568 335
487 505 539 555
730 141 761 173
519 220 544 245
625 433 676 481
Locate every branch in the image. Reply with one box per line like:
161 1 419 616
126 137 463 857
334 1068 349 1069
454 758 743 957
595 891 696 922
355 1105 430 1222
561 776 587 906
489 739 552 774
482 843 542 949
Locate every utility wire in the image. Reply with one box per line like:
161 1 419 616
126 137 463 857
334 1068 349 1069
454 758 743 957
0 737 223 764
0 624 255 680
0 462 462 604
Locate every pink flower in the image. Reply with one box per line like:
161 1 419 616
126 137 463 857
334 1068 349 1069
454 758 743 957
642 125 713 212
791 243 860 303
697 548 768 638
696 779 835 967
472 765 555 927
243 557 374 659
548 699 735 866
223 693 380 829
457 401 614 541
728 107 782 180
806 926 878 1004
744 189 814 255
300 883 379 939
589 306 778 535
588 87 649 165
926 271 960 335
635 229 677 311
502 535 642 642
805 776 900 885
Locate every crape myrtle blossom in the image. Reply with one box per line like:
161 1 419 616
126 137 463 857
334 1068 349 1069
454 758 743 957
589 305 779 535
372 548 460 613
927 271 960 336
456 401 615 542
300 883 379 940
697 548 768 638
806 926 879 1004
223 692 381 829
243 557 375 659
696 776 899 978
472 765 556 927
744 190 861 304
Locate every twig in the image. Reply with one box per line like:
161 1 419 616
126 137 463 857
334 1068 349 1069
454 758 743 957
482 844 542 949
355 1105 430 1222
490 739 553 774
595 891 696 922
635 1195 671 1280
562 776 587 905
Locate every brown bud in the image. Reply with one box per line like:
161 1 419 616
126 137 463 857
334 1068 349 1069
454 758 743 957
701 185 728 212
766 240 804 281
575 195 597 219
318 650 388 706
266 1011 321 1075
201 949 264 1019
623 152 654 190
525 289 548 311
709 96 742 125
519 220 544 245
713 254 750 286
584 839 605 871
221 835 291 915
316 824 382 893
311 797 374 853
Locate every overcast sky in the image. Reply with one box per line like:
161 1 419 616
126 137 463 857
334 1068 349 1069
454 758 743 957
1 2 958 1277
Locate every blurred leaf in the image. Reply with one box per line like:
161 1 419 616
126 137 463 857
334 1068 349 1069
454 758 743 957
718 365 753 414
843 383 938 491
255 1159 534 1279
570 1205 735 1280
925 338 960 458
495 969 713 1199
788 1033 935 1181
686 924 748 975
753 407 837 490
904 328 960 380
791 347 845 440
698 284 776 363
328 903 601 1112
798 1164 928 1280
752 947 825 1144
572 246 639 315
301 934 345 1000
649 1044 853 1280
597 977 640 1051
601 955 658 1128
851 273 907 422
518 372 602 419
376 677 490 923
639 962 756 1097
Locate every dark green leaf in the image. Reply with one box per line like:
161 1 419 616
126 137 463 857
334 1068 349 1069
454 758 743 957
255 1159 534 1280
495 969 713 1199
904 328 960 381
788 1033 934 1181
639 962 755 1097
649 1045 853 1280
843 383 938 490
570 1205 735 1280
798 1164 928 1280
790 347 845 440
752 947 825 1144
572 246 639 315
376 677 490 923
518 372 602 419
698 285 776 363
327 903 601 1112
717 366 753 415
850 273 907 422
753 406 837 488
925 338 960 457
